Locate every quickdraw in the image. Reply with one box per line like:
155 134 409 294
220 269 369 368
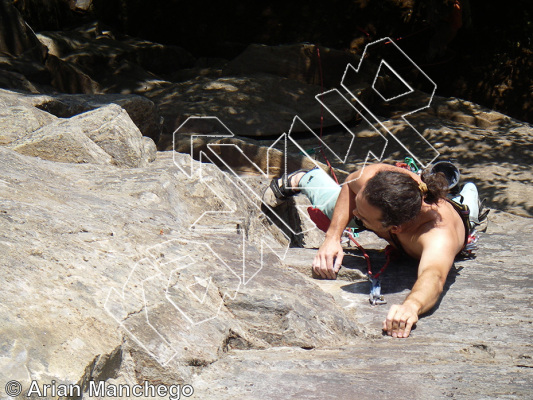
369 276 385 306
344 230 395 306
395 156 420 174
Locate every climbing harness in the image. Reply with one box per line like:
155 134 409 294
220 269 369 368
447 195 482 259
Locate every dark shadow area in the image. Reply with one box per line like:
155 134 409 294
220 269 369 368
4 0 529 122
339 251 462 322
340 250 419 295
260 198 306 248
423 264 462 317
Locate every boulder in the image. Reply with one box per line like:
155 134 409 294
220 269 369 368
166 135 331 176
5 102 156 167
0 88 161 141
0 105 57 145
51 93 161 141
7 118 112 164
69 103 152 167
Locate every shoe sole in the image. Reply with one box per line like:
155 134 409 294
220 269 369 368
262 184 285 208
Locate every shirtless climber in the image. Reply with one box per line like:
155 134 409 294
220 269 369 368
263 163 484 338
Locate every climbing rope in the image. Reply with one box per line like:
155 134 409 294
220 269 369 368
344 229 395 305
315 46 340 185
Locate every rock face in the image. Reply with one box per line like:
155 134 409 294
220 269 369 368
0 82 532 398
1 6 532 399
0 89 157 167
0 104 57 145
7 117 114 164
0 148 361 395
1 146 532 399
0 88 161 141
194 209 533 399
69 103 151 167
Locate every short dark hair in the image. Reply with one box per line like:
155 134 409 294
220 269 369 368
363 168 449 227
